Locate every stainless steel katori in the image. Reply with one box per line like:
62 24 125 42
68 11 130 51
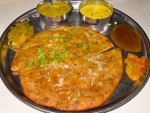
79 0 113 25
37 0 73 23
0 0 150 113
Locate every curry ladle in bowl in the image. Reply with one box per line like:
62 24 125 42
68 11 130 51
44 0 53 6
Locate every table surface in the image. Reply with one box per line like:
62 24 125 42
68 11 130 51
0 0 150 113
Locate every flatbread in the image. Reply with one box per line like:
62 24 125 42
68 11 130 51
11 26 113 71
11 26 123 111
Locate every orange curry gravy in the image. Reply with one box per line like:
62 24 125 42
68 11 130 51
111 24 142 52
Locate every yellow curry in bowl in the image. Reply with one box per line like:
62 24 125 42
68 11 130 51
36 1 72 17
80 3 113 19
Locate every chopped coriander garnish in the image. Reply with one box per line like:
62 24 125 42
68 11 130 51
86 46 91 51
68 28 77 36
59 37 68 42
88 32 94 36
49 34 54 39
49 47 69 63
33 60 38 65
53 58 59 63
37 48 47 67
26 61 33 67
50 49 55 57
60 51 67 58
38 48 43 53
69 40 75 43
72 53 78 59
77 43 84 48
39 58 46 67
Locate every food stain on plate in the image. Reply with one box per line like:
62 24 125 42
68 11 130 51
111 24 142 52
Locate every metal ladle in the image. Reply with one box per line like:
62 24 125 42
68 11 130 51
45 0 53 6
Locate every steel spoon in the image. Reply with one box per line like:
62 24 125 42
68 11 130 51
45 0 53 6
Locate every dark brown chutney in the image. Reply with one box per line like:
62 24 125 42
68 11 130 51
111 24 142 52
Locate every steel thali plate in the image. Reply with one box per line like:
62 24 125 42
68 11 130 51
0 0 150 112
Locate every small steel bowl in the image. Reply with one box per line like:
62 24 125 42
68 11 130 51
79 0 113 25
36 0 72 23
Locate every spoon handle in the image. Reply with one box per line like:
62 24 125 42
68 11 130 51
44 0 53 5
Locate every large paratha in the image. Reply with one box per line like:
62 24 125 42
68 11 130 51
11 26 123 111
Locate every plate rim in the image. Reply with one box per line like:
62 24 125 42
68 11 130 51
0 6 150 113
